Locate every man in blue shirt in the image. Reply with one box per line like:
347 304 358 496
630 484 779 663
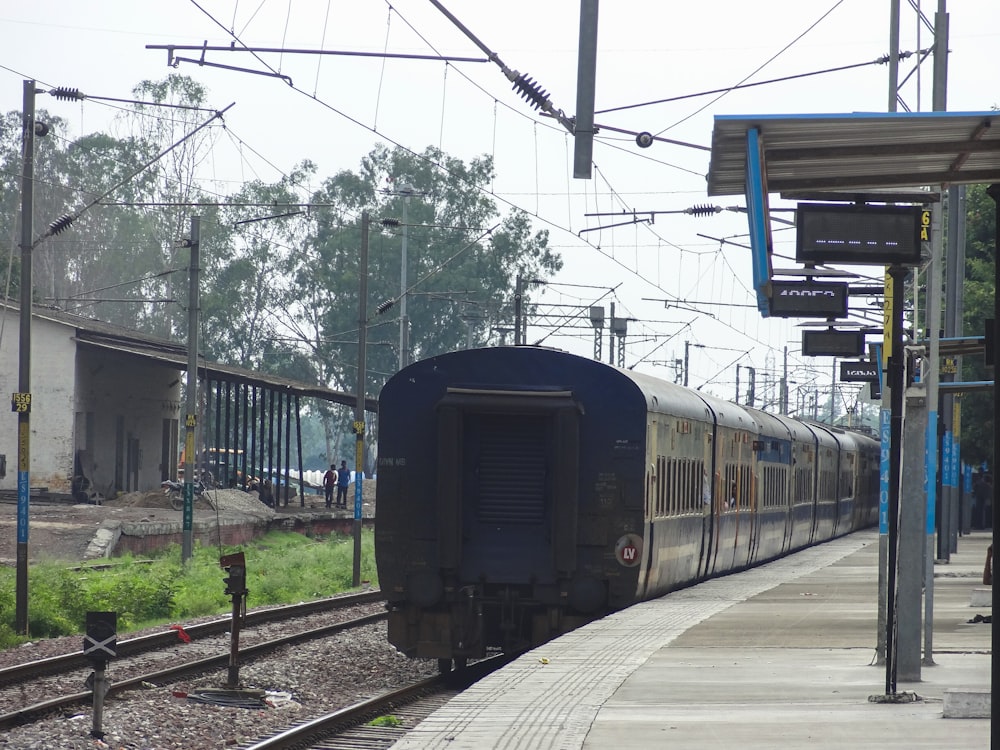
336 460 351 509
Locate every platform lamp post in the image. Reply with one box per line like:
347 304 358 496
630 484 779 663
396 183 413 370
684 341 705 387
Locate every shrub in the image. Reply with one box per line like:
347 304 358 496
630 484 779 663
0 529 376 647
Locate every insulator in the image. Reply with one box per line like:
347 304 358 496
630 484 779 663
511 73 549 111
381 217 400 227
49 214 75 235
376 299 395 315
50 87 85 101
686 204 721 217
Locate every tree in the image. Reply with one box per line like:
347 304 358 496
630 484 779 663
957 183 995 468
33 131 164 327
0 76 221 334
0 96 563 476
301 144 561 399
115 74 221 338
204 163 317 372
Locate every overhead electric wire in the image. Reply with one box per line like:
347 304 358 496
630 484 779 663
529 284 620 347
175 2 873 376
33 103 234 248
182 1 702 318
655 0 846 136
596 51 920 116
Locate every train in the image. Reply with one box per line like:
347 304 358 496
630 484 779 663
374 346 879 670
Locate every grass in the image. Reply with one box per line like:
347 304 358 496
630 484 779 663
0 529 377 650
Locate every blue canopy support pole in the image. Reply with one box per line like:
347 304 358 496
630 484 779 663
744 127 773 316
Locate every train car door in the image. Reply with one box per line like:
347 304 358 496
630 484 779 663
457 411 552 584
639 416 658 597
698 429 718 578
436 391 580 587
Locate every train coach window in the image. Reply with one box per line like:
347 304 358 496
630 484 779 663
794 466 813 505
663 459 671 516
657 455 667 516
683 459 692 514
670 458 682 515
722 465 735 510
764 465 788 508
741 465 752 509
695 460 706 513
769 467 779 508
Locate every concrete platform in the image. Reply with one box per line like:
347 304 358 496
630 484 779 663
393 531 992 750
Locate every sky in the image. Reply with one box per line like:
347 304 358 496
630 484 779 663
1 0 997 416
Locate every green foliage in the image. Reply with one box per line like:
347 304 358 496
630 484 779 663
369 715 402 727
957 184 995 468
0 530 375 649
0 78 563 476
308 144 560 399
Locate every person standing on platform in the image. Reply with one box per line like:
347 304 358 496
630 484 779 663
323 464 337 509
336 460 351 509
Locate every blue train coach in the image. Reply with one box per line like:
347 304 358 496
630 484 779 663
374 346 878 671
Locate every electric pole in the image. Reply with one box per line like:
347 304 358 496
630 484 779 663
182 217 200 563
353 212 369 587
14 80 40 634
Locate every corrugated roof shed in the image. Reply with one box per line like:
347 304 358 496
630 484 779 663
707 111 1000 197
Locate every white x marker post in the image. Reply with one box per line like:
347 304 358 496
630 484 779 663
83 611 117 739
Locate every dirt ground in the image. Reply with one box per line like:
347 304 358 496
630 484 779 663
0 480 376 565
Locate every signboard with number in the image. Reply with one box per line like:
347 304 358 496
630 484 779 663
11 392 30 413
840 360 879 382
769 280 849 318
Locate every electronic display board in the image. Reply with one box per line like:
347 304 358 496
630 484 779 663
802 329 865 357
769 280 849 318
796 203 921 266
840 360 879 382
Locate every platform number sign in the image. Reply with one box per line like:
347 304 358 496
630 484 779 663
83 611 117 663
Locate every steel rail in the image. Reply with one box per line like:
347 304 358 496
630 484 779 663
0 605 386 729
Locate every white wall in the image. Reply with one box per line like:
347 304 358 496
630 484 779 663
0 312 76 493
0 308 182 496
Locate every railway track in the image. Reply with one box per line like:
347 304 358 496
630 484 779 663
238 656 513 750
0 591 386 730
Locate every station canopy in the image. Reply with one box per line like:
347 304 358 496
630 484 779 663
707 111 1000 197
705 111 1000 316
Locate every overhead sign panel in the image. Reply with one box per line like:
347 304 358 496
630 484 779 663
796 203 922 266
840 360 879 382
769 280 848 318
802 329 865 357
